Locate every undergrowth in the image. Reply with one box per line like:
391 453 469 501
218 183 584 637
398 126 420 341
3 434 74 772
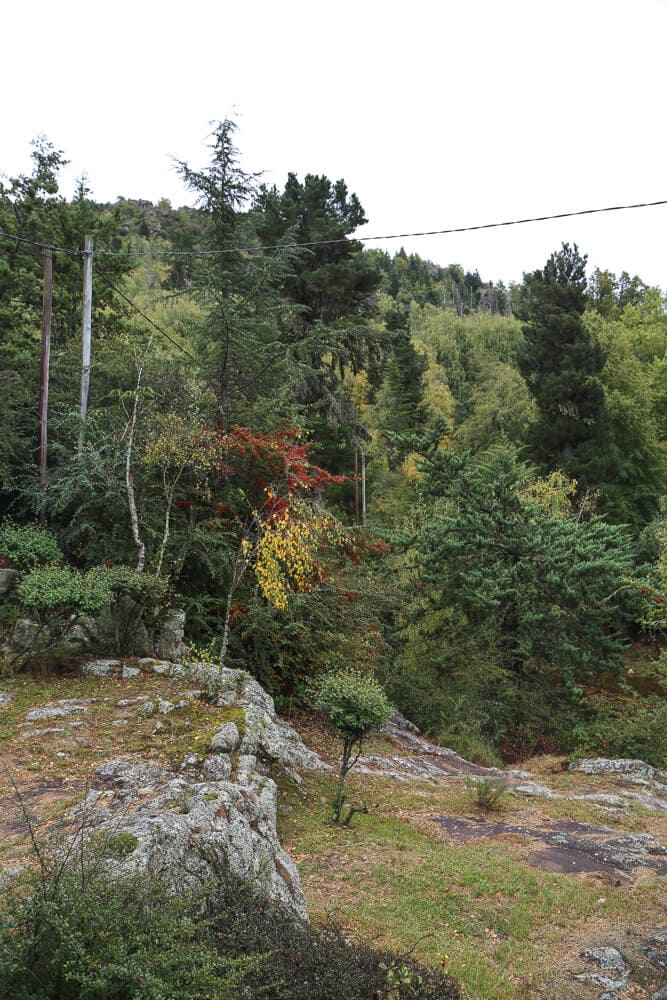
0 824 461 1000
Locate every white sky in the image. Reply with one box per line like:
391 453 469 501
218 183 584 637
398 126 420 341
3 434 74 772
3 0 666 289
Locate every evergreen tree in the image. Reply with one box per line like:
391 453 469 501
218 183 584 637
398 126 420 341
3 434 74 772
254 173 380 326
253 172 383 413
0 138 133 509
375 307 426 466
518 244 609 488
175 120 294 426
412 444 641 691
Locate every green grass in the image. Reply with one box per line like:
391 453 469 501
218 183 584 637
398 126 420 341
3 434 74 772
0 668 245 852
278 768 666 1000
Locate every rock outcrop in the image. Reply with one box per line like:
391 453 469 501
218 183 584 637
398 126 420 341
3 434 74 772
188 662 330 776
77 753 308 919
70 663 329 922
0 568 19 597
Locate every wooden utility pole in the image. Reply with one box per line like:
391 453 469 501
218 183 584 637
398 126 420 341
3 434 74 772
354 447 360 525
361 450 366 526
38 247 53 518
79 235 93 450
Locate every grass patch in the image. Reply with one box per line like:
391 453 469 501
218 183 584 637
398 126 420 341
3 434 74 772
278 766 666 1000
0 668 249 860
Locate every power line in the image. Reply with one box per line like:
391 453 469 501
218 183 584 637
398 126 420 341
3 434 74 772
0 231 196 363
1 198 666 262
93 198 667 257
95 269 197 362
0 229 81 256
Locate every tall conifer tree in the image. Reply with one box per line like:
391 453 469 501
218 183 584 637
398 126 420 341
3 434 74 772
518 244 608 488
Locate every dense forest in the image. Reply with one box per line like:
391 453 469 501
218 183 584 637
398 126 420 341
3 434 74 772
1 123 666 768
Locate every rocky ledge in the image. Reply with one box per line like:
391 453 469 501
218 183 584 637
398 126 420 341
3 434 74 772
64 662 330 922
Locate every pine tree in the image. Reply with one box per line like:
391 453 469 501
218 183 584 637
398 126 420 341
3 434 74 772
413 445 640 690
518 244 609 488
175 120 293 425
376 307 426 465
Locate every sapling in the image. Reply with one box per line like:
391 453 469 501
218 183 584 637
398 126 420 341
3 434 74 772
312 670 394 824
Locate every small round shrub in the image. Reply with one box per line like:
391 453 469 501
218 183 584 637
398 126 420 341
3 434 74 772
102 564 168 608
312 669 394 741
312 670 394 823
0 520 62 571
17 566 115 615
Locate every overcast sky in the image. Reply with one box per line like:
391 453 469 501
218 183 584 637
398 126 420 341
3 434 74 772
3 0 665 289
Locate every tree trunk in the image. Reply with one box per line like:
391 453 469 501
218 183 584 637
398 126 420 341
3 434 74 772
332 738 353 823
124 350 149 573
155 474 173 577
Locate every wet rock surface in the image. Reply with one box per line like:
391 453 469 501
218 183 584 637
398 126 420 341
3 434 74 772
430 814 667 877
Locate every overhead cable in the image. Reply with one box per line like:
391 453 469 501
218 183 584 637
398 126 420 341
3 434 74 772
3 200 665 260
95 269 197 362
93 198 667 257
0 229 82 256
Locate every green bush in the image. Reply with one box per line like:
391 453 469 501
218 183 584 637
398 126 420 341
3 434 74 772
17 566 115 616
0 863 251 999
0 520 62 571
102 565 167 608
17 564 167 619
18 565 167 616
312 669 394 741
571 694 667 769
0 853 461 1000
385 648 582 765
12 564 169 664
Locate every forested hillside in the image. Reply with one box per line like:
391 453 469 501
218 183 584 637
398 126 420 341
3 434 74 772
1 124 666 767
